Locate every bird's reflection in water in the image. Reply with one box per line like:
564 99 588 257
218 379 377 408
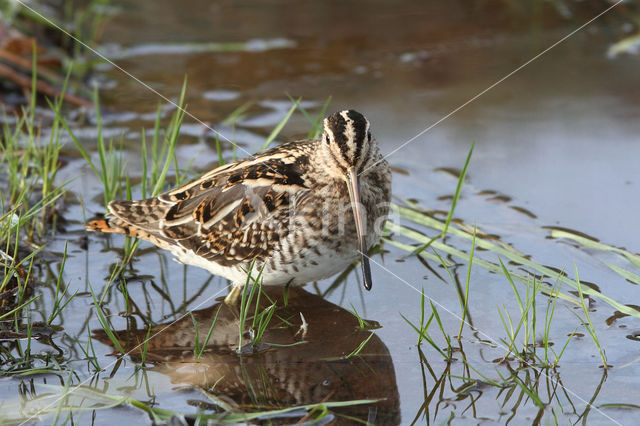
95 286 400 424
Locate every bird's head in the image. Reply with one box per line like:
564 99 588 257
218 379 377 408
321 109 372 175
321 109 376 291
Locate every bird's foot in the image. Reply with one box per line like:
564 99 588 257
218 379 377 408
224 284 244 306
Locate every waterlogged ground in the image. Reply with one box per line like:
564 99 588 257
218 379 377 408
2 0 640 424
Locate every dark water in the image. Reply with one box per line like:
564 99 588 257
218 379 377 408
3 0 640 424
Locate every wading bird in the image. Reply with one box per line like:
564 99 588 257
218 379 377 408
88 110 392 304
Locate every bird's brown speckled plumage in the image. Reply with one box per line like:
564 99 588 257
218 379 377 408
88 110 391 302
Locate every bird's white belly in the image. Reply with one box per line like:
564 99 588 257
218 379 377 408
170 242 358 286
270 243 358 285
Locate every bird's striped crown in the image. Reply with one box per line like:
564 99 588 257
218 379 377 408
322 110 373 174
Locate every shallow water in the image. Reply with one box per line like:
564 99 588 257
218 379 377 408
2 0 640 424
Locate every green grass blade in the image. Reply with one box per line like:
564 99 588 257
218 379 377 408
442 141 474 239
261 98 299 151
602 261 640 285
0 295 40 320
197 305 222 358
151 78 187 196
345 332 374 359
548 228 640 269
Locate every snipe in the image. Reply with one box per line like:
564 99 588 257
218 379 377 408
88 110 392 303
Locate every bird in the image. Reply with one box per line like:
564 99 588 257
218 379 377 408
87 109 392 304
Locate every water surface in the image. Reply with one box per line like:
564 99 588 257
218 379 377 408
3 0 640 424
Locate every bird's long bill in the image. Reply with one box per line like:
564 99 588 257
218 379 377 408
346 167 373 291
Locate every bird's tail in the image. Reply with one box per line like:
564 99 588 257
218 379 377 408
86 215 172 250
87 215 145 237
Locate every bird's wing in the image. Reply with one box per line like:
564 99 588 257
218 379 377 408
107 141 313 266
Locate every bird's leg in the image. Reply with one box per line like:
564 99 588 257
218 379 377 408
224 282 244 305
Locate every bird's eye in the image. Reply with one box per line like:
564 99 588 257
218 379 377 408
325 134 330 143
367 131 372 142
